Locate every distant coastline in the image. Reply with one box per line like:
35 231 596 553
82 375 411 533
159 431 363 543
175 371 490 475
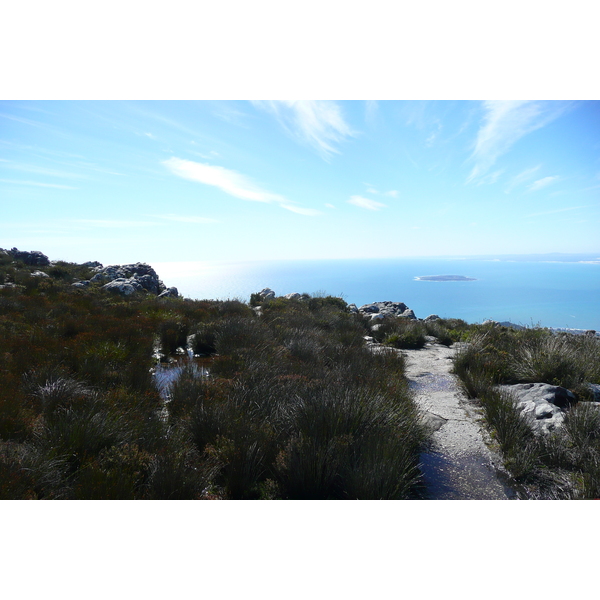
415 275 477 282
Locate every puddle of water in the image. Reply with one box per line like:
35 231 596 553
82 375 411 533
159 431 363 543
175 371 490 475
152 355 210 400
408 373 456 393
416 450 518 500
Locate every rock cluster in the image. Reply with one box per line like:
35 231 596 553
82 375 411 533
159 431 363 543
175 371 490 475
69 262 179 298
349 301 417 321
3 247 50 266
256 288 276 301
80 262 178 297
498 383 576 434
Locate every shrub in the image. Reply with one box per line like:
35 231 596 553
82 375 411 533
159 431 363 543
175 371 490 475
511 334 584 389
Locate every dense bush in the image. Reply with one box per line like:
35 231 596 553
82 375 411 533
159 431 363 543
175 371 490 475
0 262 429 499
451 323 600 498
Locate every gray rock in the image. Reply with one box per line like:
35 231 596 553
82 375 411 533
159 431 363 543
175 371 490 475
587 384 600 401
102 278 143 296
7 248 50 266
347 303 358 313
370 313 386 321
91 262 166 295
360 304 380 313
400 308 417 320
358 301 411 319
284 292 302 300
71 280 91 288
30 270 49 278
258 288 276 300
158 287 179 298
499 383 576 434
424 314 441 322
83 261 103 269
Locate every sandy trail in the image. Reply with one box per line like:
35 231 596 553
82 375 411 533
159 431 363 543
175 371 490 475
400 339 515 499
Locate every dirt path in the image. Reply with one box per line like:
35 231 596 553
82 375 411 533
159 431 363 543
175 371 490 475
400 339 516 499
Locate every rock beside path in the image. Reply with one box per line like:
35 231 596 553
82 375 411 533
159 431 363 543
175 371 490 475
498 383 576 435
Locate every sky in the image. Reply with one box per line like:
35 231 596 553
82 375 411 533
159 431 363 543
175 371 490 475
1 99 598 266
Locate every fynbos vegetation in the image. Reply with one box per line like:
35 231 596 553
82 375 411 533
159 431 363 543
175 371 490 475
0 252 428 499
451 322 600 498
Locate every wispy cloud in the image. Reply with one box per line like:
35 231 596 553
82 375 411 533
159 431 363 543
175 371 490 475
0 178 77 189
70 219 156 228
212 105 251 127
279 204 322 216
365 187 398 197
151 214 218 224
253 100 354 160
505 165 541 193
163 157 318 216
528 176 560 191
348 195 386 211
1 162 86 179
163 157 285 203
475 169 504 186
467 101 569 183
525 205 588 218
365 101 378 127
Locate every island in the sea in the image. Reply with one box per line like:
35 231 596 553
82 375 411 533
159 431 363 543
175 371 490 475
415 275 477 282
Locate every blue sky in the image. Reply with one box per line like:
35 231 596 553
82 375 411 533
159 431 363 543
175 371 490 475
1 100 598 265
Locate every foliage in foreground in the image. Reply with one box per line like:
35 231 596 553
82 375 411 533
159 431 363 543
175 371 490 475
0 260 427 499
451 323 600 498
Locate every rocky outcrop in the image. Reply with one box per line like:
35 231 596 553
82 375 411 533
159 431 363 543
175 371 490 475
82 262 178 297
424 314 441 322
257 288 276 301
4 247 50 266
499 383 576 434
356 301 416 321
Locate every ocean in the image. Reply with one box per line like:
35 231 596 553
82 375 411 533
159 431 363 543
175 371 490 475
153 256 600 331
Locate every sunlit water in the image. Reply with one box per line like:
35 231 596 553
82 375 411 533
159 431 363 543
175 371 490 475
154 257 600 330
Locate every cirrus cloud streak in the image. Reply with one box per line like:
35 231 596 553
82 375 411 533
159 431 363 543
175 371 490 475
163 157 319 216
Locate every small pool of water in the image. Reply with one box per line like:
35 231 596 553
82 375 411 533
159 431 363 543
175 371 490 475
416 450 518 500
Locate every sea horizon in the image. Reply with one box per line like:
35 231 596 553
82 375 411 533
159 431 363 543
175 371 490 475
153 253 600 331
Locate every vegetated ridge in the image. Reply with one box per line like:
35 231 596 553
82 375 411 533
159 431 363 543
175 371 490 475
1 248 599 500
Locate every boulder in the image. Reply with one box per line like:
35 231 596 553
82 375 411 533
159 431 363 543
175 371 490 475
102 278 143 296
587 384 600 402
72 280 90 289
499 383 577 434
424 314 441 322
91 262 166 295
400 308 416 320
7 248 50 266
284 292 302 300
258 288 276 300
357 301 412 319
158 287 179 299
30 270 49 278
